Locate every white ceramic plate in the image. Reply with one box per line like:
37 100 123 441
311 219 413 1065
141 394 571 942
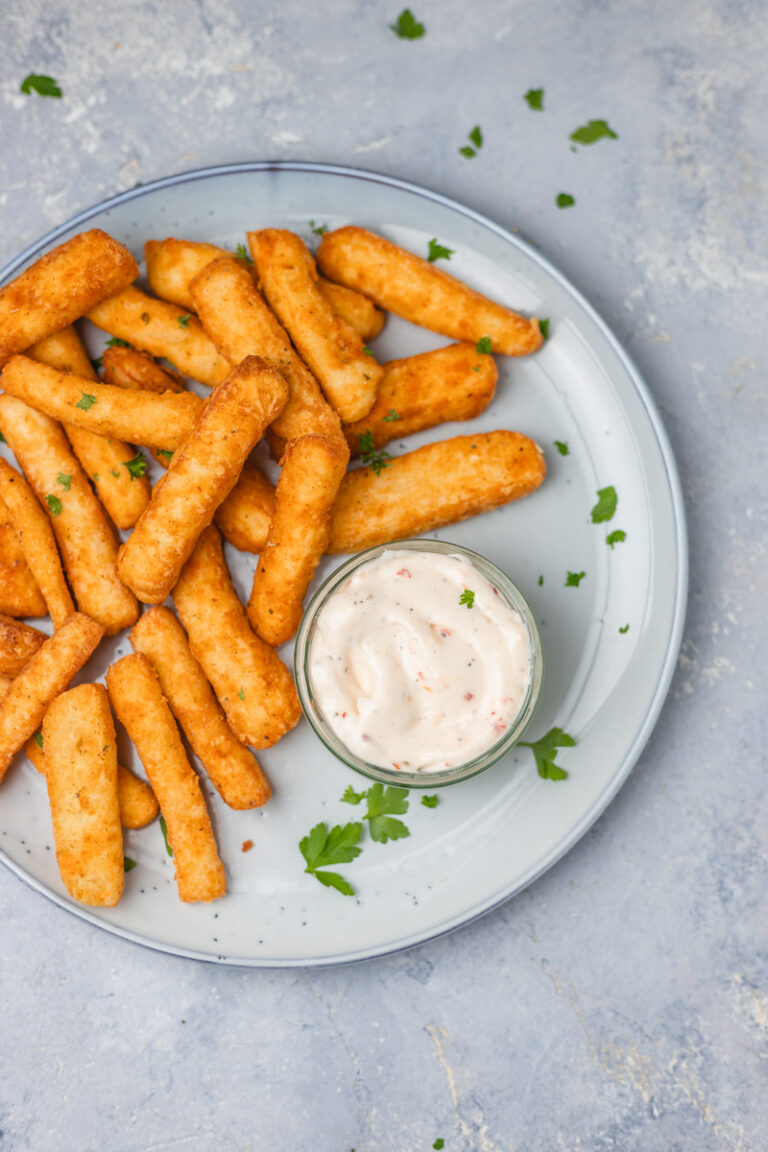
0 162 687 966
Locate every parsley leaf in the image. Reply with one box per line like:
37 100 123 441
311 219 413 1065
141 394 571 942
565 571 585 587
459 589 475 608
524 88 543 110
34 731 43 749
238 687 245 700
619 623 630 634
359 429 393 476
341 784 367 805
570 119 618 146
433 1141 445 1151
591 485 618 523
519 726 576 781
554 440 569 456
606 529 626 549
469 125 483 148
156 448 173 463
556 193 575 209
0 431 6 443
45 495 62 516
427 238 454 262
75 393 97 410
421 795 439 808
123 453 148 480
382 409 401 422
90 356 103 373
235 242 254 265
364 783 410 843
475 335 492 354
309 220 328 236
300 821 362 895
160 814 173 857
538 575 544 586
105 336 131 348
363 346 374 356
459 145 477 159
177 314 191 328
390 9 425 38
539 318 550 340
20 74 62 98
56 472 72 490
124 857 138 872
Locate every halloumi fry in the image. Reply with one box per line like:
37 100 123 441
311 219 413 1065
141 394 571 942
86 286 230 386
174 525 301 749
344 343 497 452
0 230 138 367
0 612 103 780
101 345 186 393
0 615 46 676
248 229 381 422
328 431 546 553
0 396 139 634
189 256 341 443
317 226 543 356
0 502 46 618
0 460 74 627
0 676 11 701
43 683 124 906
26 731 158 830
118 356 287 603
248 435 349 645
1 356 202 451
213 459 275 554
146 237 385 339
27 327 151 529
107 653 226 903
131 607 271 809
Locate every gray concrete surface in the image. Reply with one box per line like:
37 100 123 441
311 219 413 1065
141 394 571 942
1 1 766 1149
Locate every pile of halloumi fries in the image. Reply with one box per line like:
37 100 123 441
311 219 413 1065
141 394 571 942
0 223 546 907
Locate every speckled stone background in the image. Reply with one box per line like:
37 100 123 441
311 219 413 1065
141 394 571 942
1 1 766 1149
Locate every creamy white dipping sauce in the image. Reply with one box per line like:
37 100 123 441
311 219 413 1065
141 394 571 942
307 549 533 773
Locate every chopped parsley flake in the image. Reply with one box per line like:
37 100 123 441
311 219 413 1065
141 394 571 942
156 448 173 463
34 731 43 749
160 815 173 857
123 453 148 480
359 429 392 476
124 857 137 872
177 314 191 328
524 88 543 110
475 335 492 354
56 472 72 490
538 575 544 586
105 336 131 348
235 242 254 265
75 393 97 411
565 571 585 587
554 440 569 456
520 726 576 781
606 529 626 549
90 357 103 373
341 784 367 805
619 623 630 634
238 687 245 700
382 409 401 422
459 125 484 158
427 238 454 262
20 74 62 98
539 318 550 340
309 220 328 236
390 8 425 38
556 193 575 209
459 589 475 608
570 119 618 146
591 485 618 523
421 795 439 808
45 495 62 516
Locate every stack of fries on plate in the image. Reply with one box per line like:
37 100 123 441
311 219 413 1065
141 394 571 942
0 223 546 907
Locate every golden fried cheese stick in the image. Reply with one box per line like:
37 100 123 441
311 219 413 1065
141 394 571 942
107 653 226 903
101 345 186 393
27 327 150 530
86 286 230 387
248 229 381 423
328 431 546 553
118 356 287 603
26 732 158 830
213 460 275 555
344 343 497 452
0 615 45 676
131 606 271 809
0 501 46 618
0 460 75 628
0 612 103 780
189 256 341 443
0 230 138 367
317 226 543 356
1 356 202 451
146 237 385 340
0 395 139 634
43 684 124 906
174 525 301 749
248 435 349 646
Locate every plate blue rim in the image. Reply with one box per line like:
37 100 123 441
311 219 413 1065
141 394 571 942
0 160 688 968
